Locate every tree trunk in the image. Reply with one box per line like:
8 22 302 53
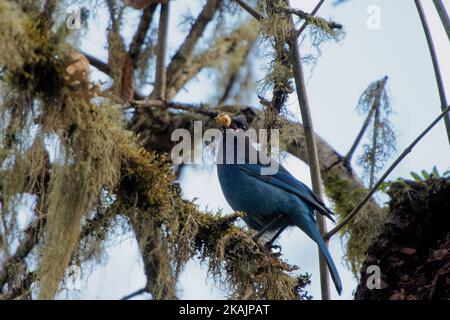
355 178 450 300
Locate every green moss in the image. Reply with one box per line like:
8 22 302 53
323 169 387 275
0 0 311 300
194 212 310 299
323 170 366 217
0 0 36 70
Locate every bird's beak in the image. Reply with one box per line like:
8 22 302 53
215 113 232 127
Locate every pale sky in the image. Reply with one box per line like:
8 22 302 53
67 0 450 300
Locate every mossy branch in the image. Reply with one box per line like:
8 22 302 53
284 7 342 31
296 0 325 36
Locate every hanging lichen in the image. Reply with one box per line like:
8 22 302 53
115 145 310 299
257 0 344 97
356 76 396 187
37 97 129 299
195 212 311 299
0 0 312 300
304 17 345 65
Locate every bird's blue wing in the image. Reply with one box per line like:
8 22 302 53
238 164 335 221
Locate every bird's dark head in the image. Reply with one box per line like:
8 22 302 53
215 113 249 131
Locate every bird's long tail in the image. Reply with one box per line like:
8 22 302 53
309 225 343 295
291 211 343 295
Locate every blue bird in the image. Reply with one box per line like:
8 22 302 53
215 113 342 295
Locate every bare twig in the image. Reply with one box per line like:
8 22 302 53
368 103 380 188
326 105 450 240
258 95 272 108
120 287 148 300
83 53 146 99
128 3 158 62
218 72 239 105
84 19 248 102
433 0 450 41
164 0 221 99
284 0 331 299
106 0 124 31
415 0 450 144
152 2 170 99
130 99 220 117
218 38 256 105
345 107 375 163
83 52 112 76
233 0 264 21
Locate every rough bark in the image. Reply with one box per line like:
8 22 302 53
355 178 450 300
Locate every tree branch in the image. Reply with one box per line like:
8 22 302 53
284 7 342 31
120 287 148 300
0 272 35 300
233 0 264 21
152 2 170 99
128 3 158 62
285 0 331 298
165 22 252 100
297 0 325 37
163 0 221 99
415 0 450 144
326 104 450 240
83 53 112 76
218 38 256 105
432 0 450 41
344 77 388 163
233 0 340 39
84 20 251 102
129 99 220 117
